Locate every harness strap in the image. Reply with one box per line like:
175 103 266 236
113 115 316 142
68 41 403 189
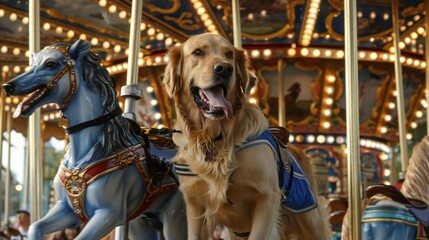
65 106 122 134
44 45 77 109
58 144 178 223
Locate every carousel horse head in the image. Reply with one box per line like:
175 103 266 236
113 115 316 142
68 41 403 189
3 40 117 122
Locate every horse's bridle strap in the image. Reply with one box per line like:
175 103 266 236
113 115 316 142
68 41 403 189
44 45 77 110
65 106 122 134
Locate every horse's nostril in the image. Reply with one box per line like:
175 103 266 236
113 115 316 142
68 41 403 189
2 83 14 94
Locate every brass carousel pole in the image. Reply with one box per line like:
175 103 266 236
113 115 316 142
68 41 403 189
425 1 429 135
0 70 6 223
392 0 409 171
22 137 30 210
232 0 242 48
4 110 12 226
29 0 42 222
344 0 362 239
278 59 285 127
117 0 142 239
120 0 142 121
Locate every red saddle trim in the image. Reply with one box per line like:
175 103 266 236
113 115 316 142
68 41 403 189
57 144 178 223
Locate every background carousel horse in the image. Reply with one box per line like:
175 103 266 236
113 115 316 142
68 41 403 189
342 136 429 240
2 40 187 240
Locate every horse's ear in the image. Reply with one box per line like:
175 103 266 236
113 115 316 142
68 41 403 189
163 46 182 97
69 39 91 60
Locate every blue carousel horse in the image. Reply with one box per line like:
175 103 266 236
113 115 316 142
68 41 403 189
342 136 429 240
2 40 187 240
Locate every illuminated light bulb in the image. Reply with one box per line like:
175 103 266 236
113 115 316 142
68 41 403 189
336 50 344 58
384 115 392 121
13 66 20 73
108 5 117 13
369 52 377 60
263 49 272 57
406 133 412 140
156 33 164 41
67 30 75 38
323 121 331 129
147 86 154 93
416 110 423 118
301 48 309 56
325 98 333 105
249 98 257 104
9 13 17 21
147 28 155 36
251 50 260 58
79 33 87 40
114 45 121 53
0 9 4 17
197 7 206 15
324 109 332 116
317 135 326 144
388 102 395 109
102 41 110 49
22 16 29 24
119 10 127 19
307 135 315 143
90 38 99 46
55 26 63 34
140 23 146 31
98 0 107 7
1 46 7 53
12 48 20 55
43 23 51 31
380 127 387 133
327 75 336 83
287 48 296 56
313 49 321 57
325 50 332 57
411 122 417 129
326 87 334 94
150 100 158 106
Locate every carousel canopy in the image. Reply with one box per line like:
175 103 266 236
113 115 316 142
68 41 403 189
0 0 426 144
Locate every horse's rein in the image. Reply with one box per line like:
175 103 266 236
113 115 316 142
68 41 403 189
44 45 77 110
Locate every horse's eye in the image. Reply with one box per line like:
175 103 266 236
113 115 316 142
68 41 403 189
192 49 203 56
226 50 233 59
44 61 58 69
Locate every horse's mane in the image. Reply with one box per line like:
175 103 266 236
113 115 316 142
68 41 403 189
401 136 429 204
80 50 138 158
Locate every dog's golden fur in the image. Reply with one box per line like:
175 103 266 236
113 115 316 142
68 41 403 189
164 33 330 240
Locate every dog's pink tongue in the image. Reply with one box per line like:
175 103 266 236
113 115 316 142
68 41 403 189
202 89 233 119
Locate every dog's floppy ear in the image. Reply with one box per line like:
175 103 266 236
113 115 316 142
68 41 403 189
234 47 248 97
164 46 182 96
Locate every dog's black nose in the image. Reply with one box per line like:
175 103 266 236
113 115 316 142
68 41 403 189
213 63 233 78
2 83 14 95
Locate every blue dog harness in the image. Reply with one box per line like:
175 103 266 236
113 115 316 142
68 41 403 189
235 129 317 214
175 129 317 214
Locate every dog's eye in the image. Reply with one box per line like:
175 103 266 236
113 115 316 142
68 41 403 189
226 50 233 59
192 49 203 56
44 60 58 69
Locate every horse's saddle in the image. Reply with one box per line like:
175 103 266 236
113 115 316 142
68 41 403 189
366 184 429 238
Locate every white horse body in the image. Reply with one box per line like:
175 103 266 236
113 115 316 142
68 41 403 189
3 40 186 240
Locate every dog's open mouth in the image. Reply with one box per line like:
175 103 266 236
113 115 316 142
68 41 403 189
14 85 49 118
192 85 233 119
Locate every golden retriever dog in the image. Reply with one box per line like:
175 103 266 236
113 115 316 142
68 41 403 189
164 33 331 240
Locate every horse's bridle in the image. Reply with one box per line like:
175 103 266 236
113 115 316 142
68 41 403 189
44 45 77 110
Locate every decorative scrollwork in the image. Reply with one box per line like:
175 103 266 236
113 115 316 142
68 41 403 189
164 12 200 31
145 0 181 14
